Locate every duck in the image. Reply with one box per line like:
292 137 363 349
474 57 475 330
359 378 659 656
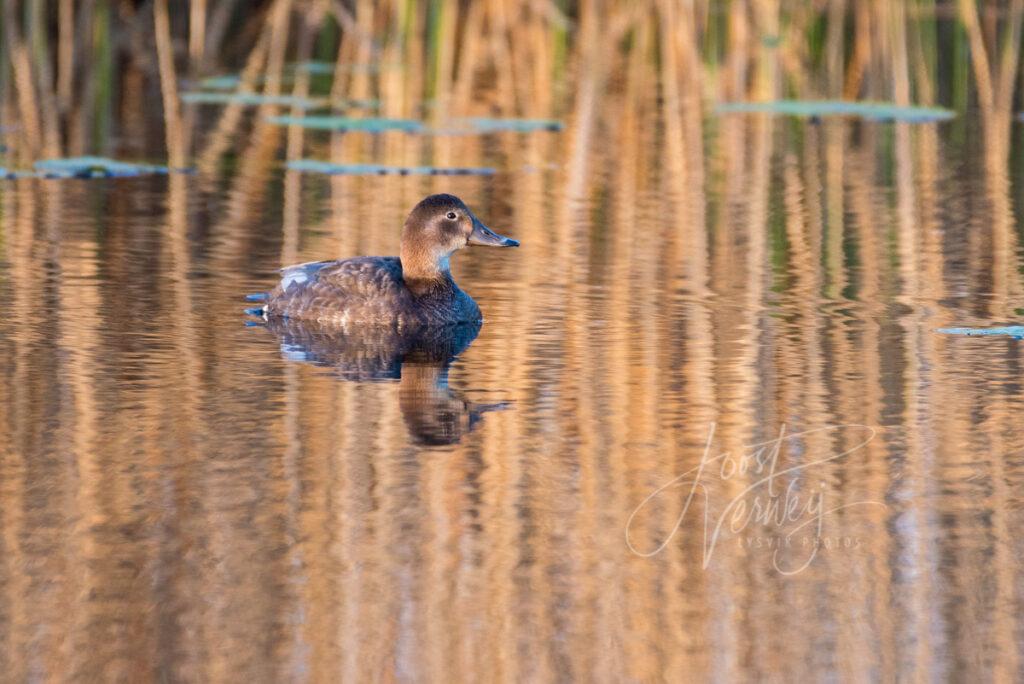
253 194 519 328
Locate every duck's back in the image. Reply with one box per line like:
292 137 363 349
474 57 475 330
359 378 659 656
263 256 480 327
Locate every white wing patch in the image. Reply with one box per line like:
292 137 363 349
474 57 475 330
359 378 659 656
280 260 330 292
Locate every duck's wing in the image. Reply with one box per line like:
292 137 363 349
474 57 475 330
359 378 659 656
265 257 406 320
278 259 336 291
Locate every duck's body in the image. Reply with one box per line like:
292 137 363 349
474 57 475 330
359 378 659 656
266 256 481 327
257 194 517 328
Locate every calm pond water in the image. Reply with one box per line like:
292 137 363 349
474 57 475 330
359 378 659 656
1 110 1023 681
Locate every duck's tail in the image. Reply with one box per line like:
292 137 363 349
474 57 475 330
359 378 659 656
245 292 268 318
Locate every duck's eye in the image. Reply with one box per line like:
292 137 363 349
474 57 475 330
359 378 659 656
446 212 458 220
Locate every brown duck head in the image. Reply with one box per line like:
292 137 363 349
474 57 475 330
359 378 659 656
399 194 518 283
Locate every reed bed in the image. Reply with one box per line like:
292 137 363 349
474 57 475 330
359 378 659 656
0 1 1020 167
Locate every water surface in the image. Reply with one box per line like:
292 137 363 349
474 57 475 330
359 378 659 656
1 110 1023 681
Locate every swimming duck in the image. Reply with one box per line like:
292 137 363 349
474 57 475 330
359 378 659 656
255 194 518 328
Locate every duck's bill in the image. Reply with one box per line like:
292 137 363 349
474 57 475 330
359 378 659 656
468 217 519 247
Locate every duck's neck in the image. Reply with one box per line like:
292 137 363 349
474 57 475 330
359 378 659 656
401 245 454 295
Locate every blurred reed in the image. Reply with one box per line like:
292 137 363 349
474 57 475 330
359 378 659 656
0 1 1021 167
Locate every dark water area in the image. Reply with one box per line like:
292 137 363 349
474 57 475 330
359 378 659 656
2 4 1024 679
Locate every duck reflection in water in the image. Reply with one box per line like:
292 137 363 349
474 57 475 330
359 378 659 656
255 317 508 445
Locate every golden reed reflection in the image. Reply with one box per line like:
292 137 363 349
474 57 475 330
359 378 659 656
1 2 1024 682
